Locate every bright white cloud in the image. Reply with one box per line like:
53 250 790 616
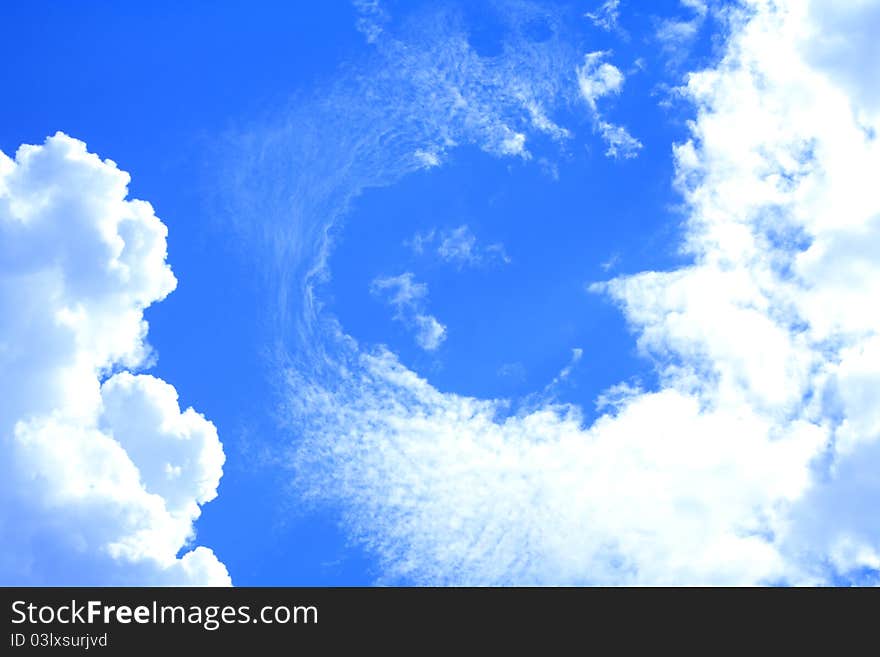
288 348 820 585
577 52 643 159
287 0 880 585
371 273 446 351
576 52 625 109
0 133 228 585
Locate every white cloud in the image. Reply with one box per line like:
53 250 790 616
555 347 582 382
353 0 389 44
585 0 621 32
409 225 510 269
657 19 699 47
413 149 441 168
371 273 446 351
520 98 572 143
287 348 820 585
405 229 435 256
286 0 880 585
600 0 880 579
576 52 625 109
576 52 643 159
413 315 447 352
370 272 427 307
437 226 478 266
681 0 708 17
655 0 710 67
362 3 581 161
225 1 622 346
0 133 228 585
597 121 643 159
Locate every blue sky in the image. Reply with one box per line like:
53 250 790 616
3 0 880 586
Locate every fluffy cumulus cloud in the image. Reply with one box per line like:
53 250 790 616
0 133 228 585
286 0 880 584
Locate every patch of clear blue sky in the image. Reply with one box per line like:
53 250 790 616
0 0 722 584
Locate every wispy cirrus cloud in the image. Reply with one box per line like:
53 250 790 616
222 0 616 351
279 0 880 585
